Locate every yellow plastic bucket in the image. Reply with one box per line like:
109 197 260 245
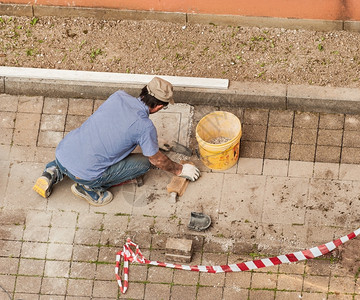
196 111 242 170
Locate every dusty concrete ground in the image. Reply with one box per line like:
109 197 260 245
1 93 360 299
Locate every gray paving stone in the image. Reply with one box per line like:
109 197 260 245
341 147 360 164
18 96 43 113
305 259 332 276
74 229 101 246
34 146 55 163
77 213 104 229
13 128 38 146
92 280 119 298
65 114 88 131
23 226 49 242
0 257 18 275
343 130 360 147
265 142 290 160
294 111 319 128
40 114 66 131
277 273 303 291
0 226 23 241
47 243 73 260
0 94 18 112
43 97 68 114
68 98 94 116
49 226 75 244
51 211 78 228
37 130 64 148
118 282 145 299
44 260 70 278
240 141 265 158
237 157 263 175
72 245 99 262
0 127 13 146
251 272 277 289
345 115 360 131
241 124 267 141
4 162 47 210
69 262 96 279
276 291 303 300
15 112 40 130
67 279 93 297
171 285 198 300
248 290 276 300
0 111 15 128
102 213 129 230
302 274 330 293
9 145 36 162
263 159 289 176
46 177 89 212
18 259 45 276
281 224 309 252
14 293 40 300
339 164 360 181
262 176 308 224
243 109 269 125
315 145 341 163
307 179 354 227
97 246 118 263
220 174 265 223
313 162 339 179
40 277 67 295
292 127 317 145
15 276 42 294
21 242 47 259
269 110 294 127
175 172 223 218
267 126 292 143
288 161 314 178
0 145 11 160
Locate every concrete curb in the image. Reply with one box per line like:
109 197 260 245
1 3 360 32
1 66 360 114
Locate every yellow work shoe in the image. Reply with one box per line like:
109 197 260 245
32 171 54 198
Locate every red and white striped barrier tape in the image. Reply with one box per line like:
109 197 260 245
115 228 360 294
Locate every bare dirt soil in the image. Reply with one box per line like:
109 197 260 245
1 15 360 88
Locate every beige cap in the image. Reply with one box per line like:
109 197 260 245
146 77 174 104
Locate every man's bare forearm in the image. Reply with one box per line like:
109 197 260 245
148 151 182 175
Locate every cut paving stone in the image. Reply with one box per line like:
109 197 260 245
165 237 193 263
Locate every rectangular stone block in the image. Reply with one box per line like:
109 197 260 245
0 77 4 93
288 84 360 114
187 13 343 31
165 238 193 263
165 253 192 263
34 5 186 23
344 20 360 32
0 3 33 17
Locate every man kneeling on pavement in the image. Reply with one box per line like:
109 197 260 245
33 77 200 206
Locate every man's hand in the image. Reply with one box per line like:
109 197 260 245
149 151 182 175
179 164 201 181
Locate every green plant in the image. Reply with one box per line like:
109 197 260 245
26 48 35 56
175 53 184 61
30 17 39 26
79 40 86 50
90 48 102 62
318 43 324 51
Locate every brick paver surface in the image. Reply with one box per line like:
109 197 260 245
1 94 360 299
